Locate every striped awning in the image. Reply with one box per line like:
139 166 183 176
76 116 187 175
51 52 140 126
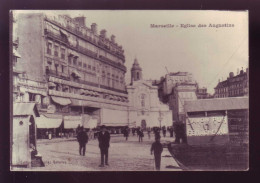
51 96 71 106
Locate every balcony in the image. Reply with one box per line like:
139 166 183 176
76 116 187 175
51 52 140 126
45 17 125 61
46 69 69 80
76 45 98 58
99 55 127 72
45 29 69 44
100 84 127 94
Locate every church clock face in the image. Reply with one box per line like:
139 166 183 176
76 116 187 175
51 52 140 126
186 115 228 137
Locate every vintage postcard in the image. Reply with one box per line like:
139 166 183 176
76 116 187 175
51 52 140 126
10 10 248 171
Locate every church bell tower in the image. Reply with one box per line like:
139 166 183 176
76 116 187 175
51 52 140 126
131 58 143 84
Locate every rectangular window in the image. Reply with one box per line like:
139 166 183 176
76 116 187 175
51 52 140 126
83 63 87 68
93 66 96 71
61 48 65 59
78 61 82 67
61 65 64 73
73 57 77 65
88 65 91 70
68 56 72 64
47 43 52 55
55 64 58 74
54 45 59 57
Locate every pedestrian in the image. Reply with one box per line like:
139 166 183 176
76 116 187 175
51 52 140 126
98 125 111 167
162 126 166 138
124 127 129 141
147 128 151 139
154 128 160 140
132 128 135 136
169 127 174 137
77 126 89 156
173 121 187 144
150 136 163 170
139 129 144 142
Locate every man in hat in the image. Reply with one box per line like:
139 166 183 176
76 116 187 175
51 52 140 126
77 126 88 156
150 135 163 170
98 125 110 167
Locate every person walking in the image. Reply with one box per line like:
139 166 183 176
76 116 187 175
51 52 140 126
98 125 111 167
139 129 144 142
77 126 89 156
150 136 163 170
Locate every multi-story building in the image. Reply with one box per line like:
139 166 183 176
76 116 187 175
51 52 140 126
14 12 129 136
127 58 172 128
214 68 249 98
155 71 198 122
169 83 198 122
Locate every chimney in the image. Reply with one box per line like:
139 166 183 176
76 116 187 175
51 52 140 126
73 17 86 27
229 72 234 78
111 35 115 43
100 29 107 38
91 23 97 34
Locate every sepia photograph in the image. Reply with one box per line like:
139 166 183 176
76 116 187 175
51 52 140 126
10 10 249 171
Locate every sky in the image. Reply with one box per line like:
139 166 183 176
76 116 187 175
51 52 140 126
15 10 249 94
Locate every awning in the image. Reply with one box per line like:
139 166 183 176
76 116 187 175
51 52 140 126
71 70 81 78
84 90 90 95
84 118 98 128
48 82 56 88
185 97 249 112
51 96 71 106
13 49 21 58
64 116 82 129
36 115 62 129
63 85 69 91
79 89 85 95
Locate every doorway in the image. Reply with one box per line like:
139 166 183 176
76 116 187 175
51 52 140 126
141 120 146 130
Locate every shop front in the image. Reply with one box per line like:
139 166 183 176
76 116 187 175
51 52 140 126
35 114 63 139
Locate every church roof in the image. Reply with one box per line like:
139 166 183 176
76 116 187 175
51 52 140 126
131 58 142 71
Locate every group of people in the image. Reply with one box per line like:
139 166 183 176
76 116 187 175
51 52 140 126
76 125 110 167
76 122 186 170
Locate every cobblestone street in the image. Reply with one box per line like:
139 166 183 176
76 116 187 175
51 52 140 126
16 133 181 171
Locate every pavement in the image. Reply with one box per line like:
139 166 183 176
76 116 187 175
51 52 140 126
12 132 182 171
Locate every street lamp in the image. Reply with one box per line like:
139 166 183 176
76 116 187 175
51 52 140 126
158 110 163 129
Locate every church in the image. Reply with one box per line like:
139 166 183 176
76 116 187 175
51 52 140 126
127 58 173 128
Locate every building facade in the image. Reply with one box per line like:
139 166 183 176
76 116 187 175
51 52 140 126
127 59 172 128
14 12 129 135
214 68 249 98
155 72 198 122
169 83 197 122
196 86 210 99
